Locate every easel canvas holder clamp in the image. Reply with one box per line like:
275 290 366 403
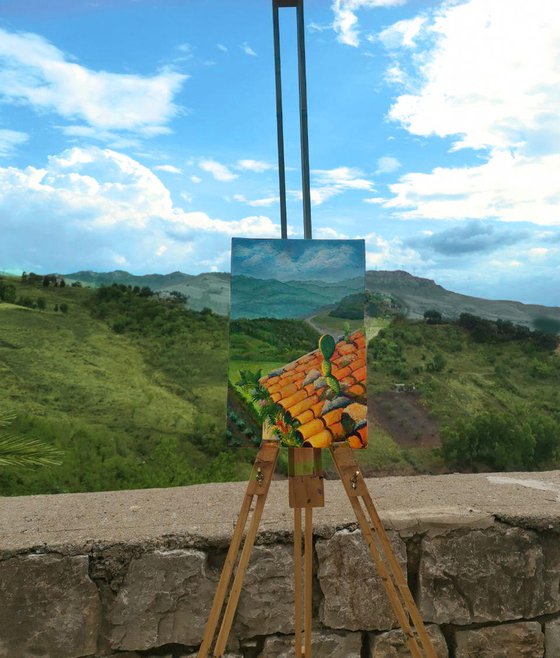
197 2 437 656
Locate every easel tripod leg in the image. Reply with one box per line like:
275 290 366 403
197 442 278 658
197 493 253 658
330 443 437 658
293 507 304 658
213 492 268 656
304 506 313 656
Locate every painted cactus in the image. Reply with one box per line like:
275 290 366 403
319 334 340 395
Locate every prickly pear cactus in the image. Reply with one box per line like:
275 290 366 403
319 334 336 360
319 334 340 395
325 374 340 395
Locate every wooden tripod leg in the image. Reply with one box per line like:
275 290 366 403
294 507 304 658
304 506 313 657
197 442 278 658
197 492 253 658
213 491 269 656
330 443 437 658
361 492 437 658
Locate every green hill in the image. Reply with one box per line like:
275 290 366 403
63 268 560 331
230 275 364 319
1 273 559 495
365 316 560 473
0 275 250 495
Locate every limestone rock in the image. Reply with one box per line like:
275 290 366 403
108 549 214 650
455 622 544 657
0 554 100 658
545 617 560 658
234 543 295 639
418 527 560 625
316 528 407 631
260 630 362 657
369 624 448 657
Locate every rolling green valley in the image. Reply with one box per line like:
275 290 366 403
0 272 559 496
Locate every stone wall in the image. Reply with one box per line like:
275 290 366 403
2 472 560 657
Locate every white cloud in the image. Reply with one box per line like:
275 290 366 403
241 42 257 57
233 193 279 207
236 159 274 173
0 146 281 273
199 159 238 182
315 227 350 239
0 128 28 156
217 44 228 53
382 0 560 227
190 175 202 184
375 156 400 174
332 0 407 47
180 191 193 203
155 164 182 174
362 232 423 269
386 148 560 227
377 16 426 49
387 0 560 153
310 166 375 205
0 27 187 136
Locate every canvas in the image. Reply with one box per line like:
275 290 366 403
227 238 367 450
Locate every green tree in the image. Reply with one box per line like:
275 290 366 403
60 303 69 314
442 411 535 471
36 297 46 310
424 309 442 324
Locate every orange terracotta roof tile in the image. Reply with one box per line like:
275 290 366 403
323 408 344 427
280 389 307 409
260 330 368 449
352 365 367 382
288 394 320 418
295 410 314 425
304 429 333 448
298 418 325 440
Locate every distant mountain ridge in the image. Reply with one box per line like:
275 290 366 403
367 270 560 328
230 274 364 319
63 268 560 328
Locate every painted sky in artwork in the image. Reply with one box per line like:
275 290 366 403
231 239 364 283
0 0 559 304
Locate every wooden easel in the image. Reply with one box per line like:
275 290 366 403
197 441 437 658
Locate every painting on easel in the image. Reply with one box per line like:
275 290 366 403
227 238 367 449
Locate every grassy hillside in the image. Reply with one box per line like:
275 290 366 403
1 273 559 495
0 275 254 495
366 316 560 472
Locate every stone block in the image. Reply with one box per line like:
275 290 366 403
316 528 407 631
234 543 295 639
0 554 100 658
108 549 214 651
455 621 544 657
259 630 362 657
418 527 560 625
369 624 448 657
545 617 560 658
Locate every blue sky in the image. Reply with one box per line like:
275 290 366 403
0 0 559 305
231 238 365 283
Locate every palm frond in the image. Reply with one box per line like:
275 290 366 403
0 433 63 467
0 411 17 428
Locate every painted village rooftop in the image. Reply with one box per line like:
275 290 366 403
259 330 367 449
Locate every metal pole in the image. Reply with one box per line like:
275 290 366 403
273 3 288 240
296 0 312 239
272 0 313 240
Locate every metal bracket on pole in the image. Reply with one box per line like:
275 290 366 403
272 0 313 240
